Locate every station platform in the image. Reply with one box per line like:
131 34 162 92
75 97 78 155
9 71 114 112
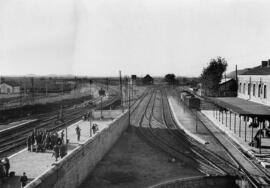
168 97 208 145
169 95 270 177
0 118 115 188
202 110 270 168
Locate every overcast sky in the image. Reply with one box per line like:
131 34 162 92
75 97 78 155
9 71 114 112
1 0 270 77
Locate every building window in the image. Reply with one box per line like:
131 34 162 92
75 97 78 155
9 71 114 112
243 83 246 94
248 83 250 95
239 83 242 93
264 85 267 99
253 84 256 96
258 84 261 97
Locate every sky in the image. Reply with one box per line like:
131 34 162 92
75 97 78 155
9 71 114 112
1 0 270 77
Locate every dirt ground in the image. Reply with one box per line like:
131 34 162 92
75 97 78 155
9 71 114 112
79 125 202 188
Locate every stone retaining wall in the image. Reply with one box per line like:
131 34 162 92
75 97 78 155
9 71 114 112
26 111 129 188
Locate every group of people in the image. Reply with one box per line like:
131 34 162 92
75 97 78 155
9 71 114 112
27 130 65 152
26 130 67 161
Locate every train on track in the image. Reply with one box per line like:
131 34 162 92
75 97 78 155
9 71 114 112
180 90 201 110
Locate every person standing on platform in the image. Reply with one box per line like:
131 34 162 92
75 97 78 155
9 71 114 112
31 132 35 152
2 157 10 177
27 135 32 151
61 130 65 143
20 172 28 187
52 144 60 162
75 125 81 141
60 144 66 158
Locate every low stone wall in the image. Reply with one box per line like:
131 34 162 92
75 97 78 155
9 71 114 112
150 175 238 188
26 111 129 188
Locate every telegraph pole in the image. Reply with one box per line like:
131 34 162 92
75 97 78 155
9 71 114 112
89 110 93 137
131 79 133 101
128 77 131 126
106 78 109 92
119 71 123 112
62 79 64 95
31 77 34 104
99 88 105 119
89 79 93 97
100 96 103 119
45 79 48 97
236 65 238 97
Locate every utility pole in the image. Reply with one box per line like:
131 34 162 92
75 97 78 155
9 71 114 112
106 78 109 92
99 88 105 119
89 110 93 137
259 122 262 154
62 79 64 95
100 96 103 119
131 75 136 101
65 126 68 144
131 79 133 101
89 79 93 97
119 71 123 113
128 77 131 126
45 79 48 97
236 65 238 97
125 76 128 108
31 77 34 104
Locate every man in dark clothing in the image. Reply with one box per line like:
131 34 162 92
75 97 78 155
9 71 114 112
27 135 32 151
20 172 28 187
44 134 50 150
52 144 60 161
57 136 62 145
61 130 65 143
75 125 81 141
31 132 35 152
60 144 66 158
51 133 57 148
0 161 5 177
1 157 10 177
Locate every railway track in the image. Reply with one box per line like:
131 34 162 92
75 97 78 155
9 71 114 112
160 89 239 175
135 89 237 176
172 87 270 188
0 94 120 158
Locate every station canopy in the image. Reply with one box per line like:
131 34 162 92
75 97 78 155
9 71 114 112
208 97 270 117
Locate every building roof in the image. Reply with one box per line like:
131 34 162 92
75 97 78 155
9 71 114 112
227 68 253 78
208 97 270 117
0 81 20 87
241 66 270 76
219 78 233 85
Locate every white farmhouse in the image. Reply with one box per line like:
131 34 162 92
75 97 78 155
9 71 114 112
0 82 21 94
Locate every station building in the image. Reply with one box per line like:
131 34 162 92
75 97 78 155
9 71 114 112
238 60 270 106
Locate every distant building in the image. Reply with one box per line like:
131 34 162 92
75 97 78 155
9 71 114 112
218 78 237 97
238 60 270 106
0 82 21 94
